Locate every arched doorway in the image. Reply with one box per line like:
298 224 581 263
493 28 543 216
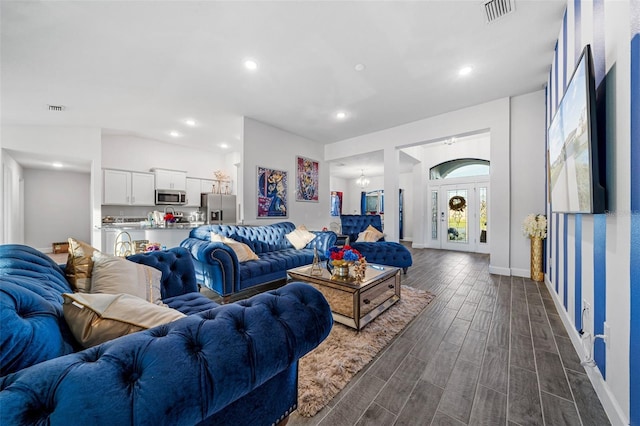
427 159 489 253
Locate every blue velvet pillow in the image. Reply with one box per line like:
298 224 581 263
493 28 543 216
229 234 256 252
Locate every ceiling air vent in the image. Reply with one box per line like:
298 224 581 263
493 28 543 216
48 105 65 112
483 0 515 23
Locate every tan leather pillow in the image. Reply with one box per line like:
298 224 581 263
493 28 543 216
210 232 259 262
365 225 384 240
62 293 185 348
356 230 378 242
91 251 163 304
65 238 97 293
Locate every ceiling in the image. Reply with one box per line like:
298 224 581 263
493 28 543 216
1 0 565 177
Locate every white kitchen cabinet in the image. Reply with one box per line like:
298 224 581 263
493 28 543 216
102 228 146 255
186 178 215 207
103 169 155 206
145 229 191 249
103 169 130 205
186 178 201 207
131 172 156 205
152 168 187 191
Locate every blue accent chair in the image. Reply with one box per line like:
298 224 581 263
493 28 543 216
340 214 413 273
0 244 333 425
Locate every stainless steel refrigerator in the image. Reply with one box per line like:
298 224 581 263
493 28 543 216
201 193 237 224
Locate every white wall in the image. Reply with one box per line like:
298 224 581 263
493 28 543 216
399 172 413 240
101 134 231 180
1 126 102 248
24 168 91 251
509 91 547 276
1 150 25 244
325 97 512 274
242 118 331 229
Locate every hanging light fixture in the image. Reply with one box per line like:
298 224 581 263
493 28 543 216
356 169 370 188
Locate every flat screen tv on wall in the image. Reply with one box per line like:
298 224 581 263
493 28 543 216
548 44 606 214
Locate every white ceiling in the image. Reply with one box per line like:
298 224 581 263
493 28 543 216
1 0 565 177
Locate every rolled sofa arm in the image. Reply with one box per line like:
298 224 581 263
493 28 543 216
0 282 333 426
307 231 337 258
180 237 239 295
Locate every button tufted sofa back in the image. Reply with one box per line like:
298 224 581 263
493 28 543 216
127 247 198 298
0 245 76 375
340 214 385 243
190 222 297 254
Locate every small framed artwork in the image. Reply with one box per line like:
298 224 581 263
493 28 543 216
257 166 288 218
295 156 319 202
330 191 343 216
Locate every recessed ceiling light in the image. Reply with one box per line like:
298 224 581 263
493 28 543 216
220 143 229 149
185 119 196 126
459 66 473 76
335 111 347 120
52 162 63 168
170 131 180 137
244 59 258 70
354 63 366 71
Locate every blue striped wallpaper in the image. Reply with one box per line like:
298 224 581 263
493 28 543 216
574 214 582 331
546 1 640 420
593 214 606 378
629 18 639 426
563 214 568 309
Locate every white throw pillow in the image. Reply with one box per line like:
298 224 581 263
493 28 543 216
90 251 163 305
210 232 259 262
285 227 316 250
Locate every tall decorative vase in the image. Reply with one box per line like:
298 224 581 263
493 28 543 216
530 237 544 282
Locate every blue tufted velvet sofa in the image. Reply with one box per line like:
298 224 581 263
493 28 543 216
181 222 337 300
340 214 413 273
0 244 333 425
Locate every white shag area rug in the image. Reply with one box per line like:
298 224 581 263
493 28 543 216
296 285 435 417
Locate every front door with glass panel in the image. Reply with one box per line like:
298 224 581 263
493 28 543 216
429 182 489 253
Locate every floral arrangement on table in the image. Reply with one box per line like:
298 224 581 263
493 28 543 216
327 246 367 281
522 213 547 239
327 245 362 266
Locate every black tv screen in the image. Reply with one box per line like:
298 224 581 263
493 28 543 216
548 44 605 214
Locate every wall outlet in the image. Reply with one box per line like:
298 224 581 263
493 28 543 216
604 321 610 348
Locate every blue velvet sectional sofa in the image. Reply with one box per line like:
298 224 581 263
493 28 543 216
340 214 413 273
0 244 333 425
181 222 337 300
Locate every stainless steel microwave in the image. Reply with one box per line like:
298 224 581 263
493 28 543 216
155 190 187 205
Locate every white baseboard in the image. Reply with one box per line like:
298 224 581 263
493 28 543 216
510 268 530 278
37 247 52 254
488 265 511 276
543 278 629 426
411 243 427 249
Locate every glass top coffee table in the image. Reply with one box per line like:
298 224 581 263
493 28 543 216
287 262 400 330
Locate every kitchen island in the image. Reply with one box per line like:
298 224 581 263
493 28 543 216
100 222 204 255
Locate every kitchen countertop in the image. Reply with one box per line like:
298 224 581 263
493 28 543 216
100 222 205 230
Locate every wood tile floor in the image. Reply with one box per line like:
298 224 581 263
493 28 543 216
289 246 610 426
